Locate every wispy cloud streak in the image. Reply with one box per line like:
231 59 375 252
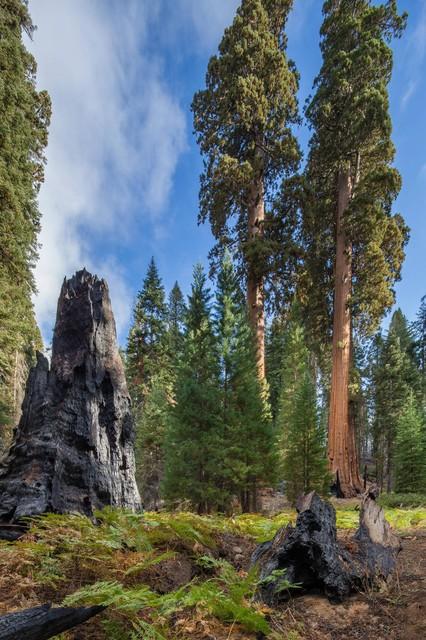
28 0 187 340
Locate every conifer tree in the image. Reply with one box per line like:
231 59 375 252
192 0 300 378
163 265 223 513
276 319 329 503
135 371 172 510
412 296 426 405
135 281 186 509
214 252 276 511
0 0 50 435
388 309 421 399
394 393 426 493
126 259 169 506
265 317 287 422
372 324 412 491
302 0 408 496
166 281 186 362
126 258 168 407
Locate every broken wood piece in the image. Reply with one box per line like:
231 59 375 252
0 602 105 640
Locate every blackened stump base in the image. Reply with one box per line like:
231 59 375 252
252 491 400 603
0 269 140 533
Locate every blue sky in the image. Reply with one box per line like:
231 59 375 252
28 0 426 346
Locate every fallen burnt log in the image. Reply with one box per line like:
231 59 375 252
0 523 27 541
0 603 105 640
252 490 400 603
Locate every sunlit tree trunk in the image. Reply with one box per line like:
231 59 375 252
247 143 266 379
328 168 362 497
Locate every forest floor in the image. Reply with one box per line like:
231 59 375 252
0 502 425 639
269 530 426 640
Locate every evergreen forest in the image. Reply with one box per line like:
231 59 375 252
0 1 425 639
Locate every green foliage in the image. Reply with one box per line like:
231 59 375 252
192 0 300 284
265 317 287 422
276 318 330 504
0 0 49 424
257 568 301 595
214 252 277 511
412 295 426 404
126 259 176 508
394 393 426 493
1 506 425 638
372 310 422 491
63 555 269 637
166 281 186 362
126 258 168 406
378 493 426 509
302 0 408 345
135 372 172 510
163 264 224 513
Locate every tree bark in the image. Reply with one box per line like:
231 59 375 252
247 171 265 379
252 490 400 604
328 169 362 497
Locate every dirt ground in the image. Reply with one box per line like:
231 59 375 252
266 530 426 640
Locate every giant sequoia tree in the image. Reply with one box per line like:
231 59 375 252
0 0 50 436
303 0 408 496
192 0 300 378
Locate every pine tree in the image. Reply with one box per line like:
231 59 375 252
372 324 412 491
394 393 426 493
214 252 276 511
166 281 186 362
302 0 408 496
135 281 186 509
162 265 223 513
265 317 287 423
135 371 172 510
389 308 421 400
276 319 329 504
126 258 168 407
126 258 169 507
0 0 50 438
412 296 426 406
192 0 300 378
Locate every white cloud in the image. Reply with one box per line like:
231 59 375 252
158 0 314 55
400 0 426 109
177 0 240 52
28 0 187 342
28 0 319 343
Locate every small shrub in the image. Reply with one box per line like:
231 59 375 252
378 493 426 509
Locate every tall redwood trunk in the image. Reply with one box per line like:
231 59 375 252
247 174 265 379
328 168 362 497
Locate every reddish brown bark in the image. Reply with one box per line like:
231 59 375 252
247 174 265 379
328 169 362 497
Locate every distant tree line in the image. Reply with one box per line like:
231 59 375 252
125 257 332 512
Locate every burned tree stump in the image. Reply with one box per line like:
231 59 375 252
0 603 104 640
252 491 400 603
0 269 140 532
